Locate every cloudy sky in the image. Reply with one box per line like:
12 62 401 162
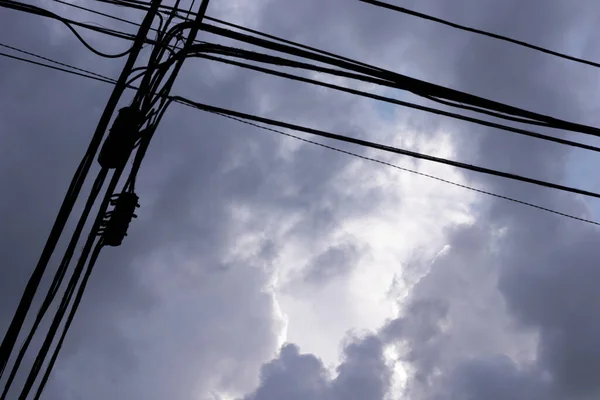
2 0 600 399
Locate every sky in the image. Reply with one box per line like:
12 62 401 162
2 0 600 399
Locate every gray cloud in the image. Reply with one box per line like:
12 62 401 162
242 334 390 400
4 0 600 399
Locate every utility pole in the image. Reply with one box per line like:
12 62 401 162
0 0 163 378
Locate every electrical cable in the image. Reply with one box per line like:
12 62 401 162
0 43 117 82
0 0 134 58
0 170 107 400
4 41 599 157
12 0 600 138
359 0 600 69
12 7 209 396
191 52 600 154
52 0 144 29
198 23 600 138
174 96 600 199
19 166 123 400
213 112 600 226
32 241 104 400
0 0 161 385
1 46 598 224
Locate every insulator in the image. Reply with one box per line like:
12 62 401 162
100 192 140 247
98 107 144 169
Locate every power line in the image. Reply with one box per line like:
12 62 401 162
0 43 117 82
9 4 212 398
198 22 600 138
0 46 598 228
0 0 135 58
213 113 600 227
189 51 600 154
175 96 600 200
360 0 600 69
5 40 600 158
52 0 142 29
12 0 600 139
104 0 600 138
0 0 162 388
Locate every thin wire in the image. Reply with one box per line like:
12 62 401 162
198 23 600 138
0 43 117 82
0 170 107 400
52 0 140 28
1 47 597 228
14 0 600 137
360 0 600 69
4 42 598 156
32 241 104 400
212 112 600 226
176 96 600 200
0 0 161 387
190 51 600 154
0 0 133 58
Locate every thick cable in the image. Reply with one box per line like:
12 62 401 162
197 23 600 137
359 0 600 69
0 0 133 58
174 97 600 199
1 44 598 228
214 112 600 226
0 0 161 383
0 170 107 400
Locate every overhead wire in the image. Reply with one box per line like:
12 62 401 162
197 23 600 137
0 45 598 228
0 170 107 400
14 4 211 397
4 38 599 156
0 0 134 58
96 0 600 137
359 0 600 69
212 112 600 227
0 0 162 390
3 8 599 390
191 52 600 154
11 0 600 138
174 96 600 200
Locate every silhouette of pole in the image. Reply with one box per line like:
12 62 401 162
0 0 163 378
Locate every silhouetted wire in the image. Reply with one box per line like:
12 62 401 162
198 23 600 138
4 42 598 156
0 0 161 390
0 50 116 84
0 43 117 82
16 4 210 398
360 0 600 69
12 0 600 137
424 94 553 127
174 96 600 199
95 0 388 71
192 52 600 154
0 170 107 400
23 165 124 400
32 241 104 400
0 0 134 58
51 0 161 30
1 47 599 228
212 112 600 226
